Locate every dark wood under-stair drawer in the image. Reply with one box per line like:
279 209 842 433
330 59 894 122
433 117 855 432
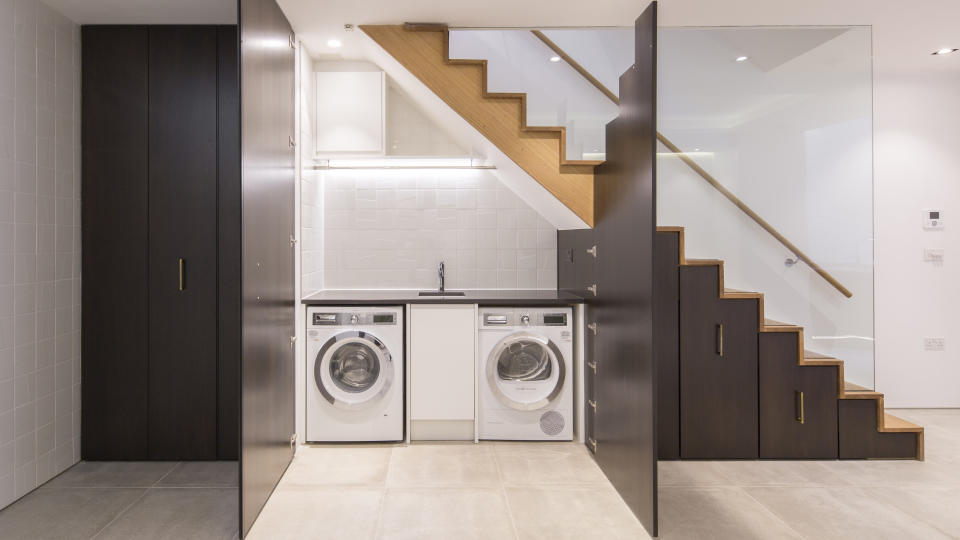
839 400 919 459
759 333 838 459
680 265 759 459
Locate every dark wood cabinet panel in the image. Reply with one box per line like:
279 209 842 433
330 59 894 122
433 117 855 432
680 265 759 459
589 4 659 536
759 333 838 458
839 400 917 459
147 26 219 460
217 25 241 461
557 229 597 299
81 26 150 460
655 230 680 460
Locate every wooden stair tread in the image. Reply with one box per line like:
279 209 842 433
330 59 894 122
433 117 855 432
883 413 923 432
764 318 800 328
683 258 722 266
360 24 596 225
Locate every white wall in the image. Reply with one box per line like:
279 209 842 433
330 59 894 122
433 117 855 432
299 51 323 297
321 168 558 290
658 0 960 407
0 0 81 508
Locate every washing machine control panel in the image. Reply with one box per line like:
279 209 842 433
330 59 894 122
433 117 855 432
482 312 568 327
312 312 397 326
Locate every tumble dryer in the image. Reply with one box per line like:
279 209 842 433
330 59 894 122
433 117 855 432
478 307 574 440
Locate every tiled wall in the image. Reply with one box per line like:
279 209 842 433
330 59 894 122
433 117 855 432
299 52 323 295
0 0 81 508
322 168 558 290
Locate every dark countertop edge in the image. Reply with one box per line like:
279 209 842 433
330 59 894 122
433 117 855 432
300 290 585 306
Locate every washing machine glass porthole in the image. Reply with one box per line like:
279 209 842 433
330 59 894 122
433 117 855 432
329 342 381 393
497 341 552 382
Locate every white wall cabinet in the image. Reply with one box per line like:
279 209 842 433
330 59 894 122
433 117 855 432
314 71 384 154
409 304 476 440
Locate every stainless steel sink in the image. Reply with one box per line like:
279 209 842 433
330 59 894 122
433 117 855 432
418 291 466 296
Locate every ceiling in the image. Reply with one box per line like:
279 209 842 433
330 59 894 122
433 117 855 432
44 0 236 24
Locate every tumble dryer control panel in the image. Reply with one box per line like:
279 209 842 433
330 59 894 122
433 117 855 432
312 312 397 326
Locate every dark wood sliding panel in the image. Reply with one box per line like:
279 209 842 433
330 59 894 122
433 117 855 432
81 26 150 460
590 3 658 536
218 25 242 461
147 26 220 460
240 0 297 535
654 230 680 460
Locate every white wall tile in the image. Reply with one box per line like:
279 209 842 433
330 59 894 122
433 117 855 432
0 0 79 509
321 169 558 290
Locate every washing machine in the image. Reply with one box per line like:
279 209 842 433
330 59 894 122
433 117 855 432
306 306 404 442
478 307 574 440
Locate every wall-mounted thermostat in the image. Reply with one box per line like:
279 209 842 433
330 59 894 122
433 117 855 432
923 209 944 230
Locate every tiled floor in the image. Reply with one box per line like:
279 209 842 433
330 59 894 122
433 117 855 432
247 441 647 540
251 409 960 540
0 461 238 540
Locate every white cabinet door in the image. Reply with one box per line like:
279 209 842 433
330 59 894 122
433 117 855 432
314 71 384 153
410 304 475 421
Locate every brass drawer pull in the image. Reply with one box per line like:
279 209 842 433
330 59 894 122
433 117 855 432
796 391 805 424
716 323 723 357
179 258 185 291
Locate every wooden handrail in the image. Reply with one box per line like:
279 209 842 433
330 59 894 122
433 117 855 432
529 29 853 299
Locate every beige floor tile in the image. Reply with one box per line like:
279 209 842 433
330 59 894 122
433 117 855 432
744 486 950 540
387 443 499 487
868 486 960 538
505 485 649 540
246 486 382 540
657 460 735 486
658 486 802 539
281 445 393 487
819 458 960 488
494 442 608 486
376 487 515 540
709 459 843 487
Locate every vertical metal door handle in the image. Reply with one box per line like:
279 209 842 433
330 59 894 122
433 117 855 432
796 391 805 424
716 323 723 356
179 258 185 291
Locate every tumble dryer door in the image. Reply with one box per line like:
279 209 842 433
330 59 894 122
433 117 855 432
315 331 394 410
487 332 565 411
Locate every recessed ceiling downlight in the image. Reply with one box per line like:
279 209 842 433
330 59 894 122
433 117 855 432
549 56 561 62
933 48 958 55
327 38 342 48
735 56 749 62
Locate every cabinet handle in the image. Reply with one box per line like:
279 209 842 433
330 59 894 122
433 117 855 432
796 391 805 424
716 323 723 357
179 258 185 291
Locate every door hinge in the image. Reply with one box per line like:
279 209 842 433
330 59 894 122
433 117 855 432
288 34 296 49
587 322 598 335
587 399 597 413
586 284 597 296
289 433 297 448
586 361 597 374
586 245 598 258
587 438 598 453
288 135 297 148
290 335 297 348
289 235 298 247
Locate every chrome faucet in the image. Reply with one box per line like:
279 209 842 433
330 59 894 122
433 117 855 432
438 261 445 292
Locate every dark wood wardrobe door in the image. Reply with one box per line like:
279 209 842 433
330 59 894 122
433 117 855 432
81 26 150 460
680 266 759 459
654 230 681 460
148 26 219 460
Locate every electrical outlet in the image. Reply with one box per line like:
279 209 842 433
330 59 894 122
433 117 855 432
923 338 945 351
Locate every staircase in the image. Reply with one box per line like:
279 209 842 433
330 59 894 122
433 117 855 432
361 24 597 226
657 226 924 460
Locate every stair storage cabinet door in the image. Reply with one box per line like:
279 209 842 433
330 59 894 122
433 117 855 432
759 333 838 458
148 26 220 460
680 265 759 459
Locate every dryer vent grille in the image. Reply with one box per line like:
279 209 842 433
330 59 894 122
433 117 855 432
539 410 565 436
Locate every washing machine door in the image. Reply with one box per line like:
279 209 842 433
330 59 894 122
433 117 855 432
315 330 394 410
487 332 565 411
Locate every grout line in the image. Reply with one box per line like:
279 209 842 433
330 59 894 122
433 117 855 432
88 487 151 540
492 445 522 540
738 486 811 540
151 461 182 487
